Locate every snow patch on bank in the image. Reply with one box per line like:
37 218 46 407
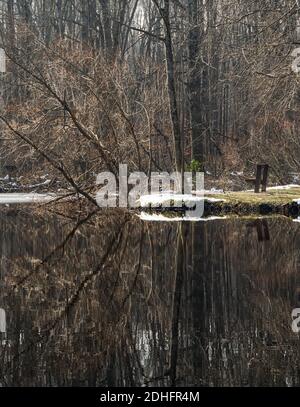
245 184 300 193
138 193 225 208
193 188 224 195
267 184 300 190
0 193 56 204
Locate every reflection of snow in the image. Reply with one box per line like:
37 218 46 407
136 330 151 368
136 329 168 375
0 309 6 334
139 212 226 222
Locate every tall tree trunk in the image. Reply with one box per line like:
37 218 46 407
188 0 205 166
156 0 183 173
99 0 113 53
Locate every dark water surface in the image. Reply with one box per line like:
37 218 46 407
0 208 299 387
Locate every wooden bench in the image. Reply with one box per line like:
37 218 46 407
245 164 269 193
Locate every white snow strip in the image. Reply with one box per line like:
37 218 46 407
230 171 244 176
193 188 224 195
293 198 300 205
267 184 300 190
245 184 300 193
293 217 300 223
0 193 57 204
139 212 226 222
208 188 224 194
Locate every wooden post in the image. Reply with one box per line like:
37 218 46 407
255 165 262 193
261 164 269 192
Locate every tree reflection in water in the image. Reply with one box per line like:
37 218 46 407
0 208 299 387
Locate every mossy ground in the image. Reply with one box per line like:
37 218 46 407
211 187 300 205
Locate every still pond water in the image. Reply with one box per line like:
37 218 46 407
0 203 299 386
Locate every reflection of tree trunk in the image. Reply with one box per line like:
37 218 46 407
106 352 116 386
191 222 206 380
169 223 187 386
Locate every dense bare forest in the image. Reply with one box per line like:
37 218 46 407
0 0 299 195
